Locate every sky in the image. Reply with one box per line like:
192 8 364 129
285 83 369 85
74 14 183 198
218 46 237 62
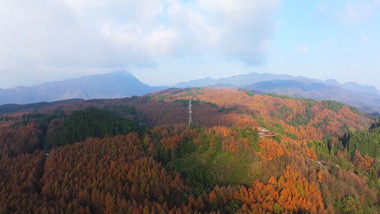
0 0 379 89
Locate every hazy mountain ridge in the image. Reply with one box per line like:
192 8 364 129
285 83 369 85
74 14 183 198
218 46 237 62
299 77 379 96
341 82 379 95
1 71 379 113
174 72 380 112
175 72 379 95
174 72 295 88
241 79 380 112
0 71 167 105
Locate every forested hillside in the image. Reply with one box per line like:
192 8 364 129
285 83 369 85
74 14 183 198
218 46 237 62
0 88 378 213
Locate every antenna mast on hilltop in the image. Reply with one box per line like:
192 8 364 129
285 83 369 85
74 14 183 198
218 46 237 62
188 99 192 126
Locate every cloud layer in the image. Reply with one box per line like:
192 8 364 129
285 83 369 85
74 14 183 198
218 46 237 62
0 0 281 87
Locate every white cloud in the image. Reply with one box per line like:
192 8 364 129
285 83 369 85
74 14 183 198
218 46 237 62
0 0 281 88
337 0 380 24
197 0 281 64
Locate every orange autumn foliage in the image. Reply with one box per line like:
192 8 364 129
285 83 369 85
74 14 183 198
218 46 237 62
352 150 374 171
259 139 284 161
0 87 376 213
235 166 325 213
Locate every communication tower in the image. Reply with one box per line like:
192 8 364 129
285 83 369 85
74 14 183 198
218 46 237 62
188 99 192 126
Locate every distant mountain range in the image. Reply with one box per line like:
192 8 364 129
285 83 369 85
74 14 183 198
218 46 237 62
0 71 166 105
174 72 380 112
1 71 379 113
174 72 295 88
175 72 380 96
243 79 380 112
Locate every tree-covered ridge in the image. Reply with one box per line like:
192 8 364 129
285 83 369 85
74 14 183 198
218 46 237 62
0 151 45 212
0 88 378 213
41 134 193 213
13 87 370 137
45 108 141 149
145 88 370 138
0 108 141 156
1 124 378 213
341 125 380 158
0 119 42 157
0 134 191 213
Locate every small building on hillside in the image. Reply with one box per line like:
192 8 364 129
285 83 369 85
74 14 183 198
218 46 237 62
256 127 278 137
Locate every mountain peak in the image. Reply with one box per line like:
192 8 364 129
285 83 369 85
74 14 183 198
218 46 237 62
0 71 167 105
323 79 340 85
342 82 379 95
